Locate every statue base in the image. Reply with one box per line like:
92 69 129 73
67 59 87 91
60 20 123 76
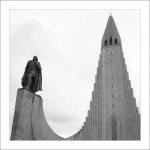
10 88 63 140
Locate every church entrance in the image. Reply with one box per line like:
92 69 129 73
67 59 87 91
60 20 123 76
111 115 117 140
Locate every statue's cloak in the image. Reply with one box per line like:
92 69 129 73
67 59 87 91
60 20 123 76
21 60 42 93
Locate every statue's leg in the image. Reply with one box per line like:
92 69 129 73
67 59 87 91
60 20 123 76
29 71 36 93
24 75 32 91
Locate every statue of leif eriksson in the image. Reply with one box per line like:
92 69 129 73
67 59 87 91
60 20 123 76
21 56 42 93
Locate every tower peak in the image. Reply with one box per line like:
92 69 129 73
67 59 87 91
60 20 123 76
101 15 121 48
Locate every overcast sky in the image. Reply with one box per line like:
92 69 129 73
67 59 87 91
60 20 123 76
9 10 140 138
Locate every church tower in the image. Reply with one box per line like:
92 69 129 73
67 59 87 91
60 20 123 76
69 15 140 140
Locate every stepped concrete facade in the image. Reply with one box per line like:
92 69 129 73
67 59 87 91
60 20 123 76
11 15 140 140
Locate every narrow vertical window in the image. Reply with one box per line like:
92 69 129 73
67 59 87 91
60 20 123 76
112 94 114 98
110 36 112 45
111 116 117 140
105 40 107 46
115 38 118 44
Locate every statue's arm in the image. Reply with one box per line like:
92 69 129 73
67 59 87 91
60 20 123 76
36 62 42 71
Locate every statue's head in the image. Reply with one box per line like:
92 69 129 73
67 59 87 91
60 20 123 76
33 56 38 61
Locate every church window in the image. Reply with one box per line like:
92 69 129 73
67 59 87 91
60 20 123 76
110 36 112 45
111 116 117 140
112 94 114 98
105 40 107 46
115 38 118 44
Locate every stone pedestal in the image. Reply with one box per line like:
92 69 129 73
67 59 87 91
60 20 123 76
10 88 63 140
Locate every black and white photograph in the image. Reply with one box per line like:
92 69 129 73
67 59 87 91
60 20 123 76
9 9 141 141
1 1 149 150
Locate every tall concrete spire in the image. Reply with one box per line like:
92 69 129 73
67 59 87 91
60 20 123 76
101 15 121 48
69 15 140 140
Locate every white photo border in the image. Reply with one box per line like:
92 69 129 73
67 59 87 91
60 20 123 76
1 1 149 149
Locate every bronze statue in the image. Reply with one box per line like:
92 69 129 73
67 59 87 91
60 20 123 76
21 56 42 93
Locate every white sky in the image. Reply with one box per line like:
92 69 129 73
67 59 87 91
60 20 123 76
9 10 140 138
